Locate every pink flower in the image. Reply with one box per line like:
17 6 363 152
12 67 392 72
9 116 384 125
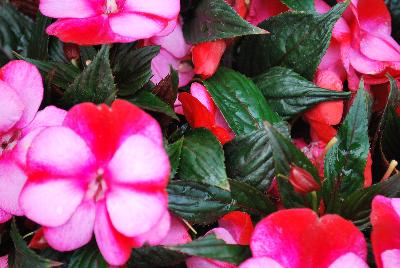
240 208 368 267
371 195 400 268
19 100 171 266
0 60 66 223
0 255 7 268
175 82 235 144
40 0 180 45
146 22 194 87
186 211 254 268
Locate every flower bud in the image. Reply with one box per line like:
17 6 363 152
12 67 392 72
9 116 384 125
289 165 320 194
63 43 80 61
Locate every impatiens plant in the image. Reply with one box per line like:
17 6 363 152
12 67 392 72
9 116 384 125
2 0 400 267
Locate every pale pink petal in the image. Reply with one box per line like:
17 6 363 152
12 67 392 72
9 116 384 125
109 13 166 39
39 0 101 19
124 0 180 19
106 134 169 186
22 106 67 135
208 228 236 244
0 209 12 223
382 249 400 268
0 255 7 268
178 64 195 87
94 201 132 266
391 198 400 217
151 23 190 59
27 127 95 177
0 81 24 133
190 82 216 114
0 161 26 215
106 187 167 237
20 179 85 227
328 253 369 268
151 49 180 85
134 211 171 246
360 34 400 62
0 61 43 129
156 19 178 37
239 257 284 268
160 216 192 246
349 48 386 75
44 200 95 251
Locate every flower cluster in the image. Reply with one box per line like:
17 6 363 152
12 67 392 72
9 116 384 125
1 0 400 267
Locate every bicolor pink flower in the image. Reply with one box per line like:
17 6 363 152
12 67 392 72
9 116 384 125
0 60 66 223
40 0 180 45
371 195 400 268
240 208 368 268
19 100 171 266
145 22 194 87
175 82 235 144
186 211 254 268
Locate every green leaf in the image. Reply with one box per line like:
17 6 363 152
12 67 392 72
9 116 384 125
62 45 115 108
27 13 51 60
128 91 178 120
129 246 187 268
323 86 372 213
179 128 229 190
112 44 160 96
183 0 266 44
281 0 315 11
80 46 97 64
224 129 275 191
340 174 400 230
167 138 184 179
9 221 59 268
0 3 32 64
204 68 280 135
167 235 251 265
253 67 350 119
236 2 348 80
168 179 275 224
386 0 400 42
68 242 107 268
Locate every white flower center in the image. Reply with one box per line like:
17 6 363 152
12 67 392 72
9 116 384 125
0 131 21 157
86 168 108 202
105 0 119 14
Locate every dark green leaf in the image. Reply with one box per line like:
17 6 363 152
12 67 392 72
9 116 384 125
167 235 251 265
236 2 348 80
253 67 350 119
68 242 107 268
27 13 51 60
0 3 32 64
204 68 280 135
167 138 184 179
128 91 178 120
340 174 400 230
129 246 187 268
224 129 274 191
80 46 97 64
9 221 59 268
386 0 400 42
112 44 160 96
281 0 315 11
323 86 372 213
179 128 229 190
183 0 265 44
62 45 115 108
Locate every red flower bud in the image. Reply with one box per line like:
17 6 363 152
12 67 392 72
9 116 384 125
29 228 48 250
289 165 320 194
63 43 80 61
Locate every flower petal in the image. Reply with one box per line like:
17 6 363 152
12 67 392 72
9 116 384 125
106 187 167 237
0 160 27 215
94 201 132 266
357 0 391 35
360 34 400 62
0 209 12 223
160 216 192 246
218 211 254 245
150 23 189 59
0 81 24 133
381 249 400 268
106 135 169 186
39 0 101 19
20 179 85 227
328 253 368 268
109 13 166 39
124 0 180 19
239 257 284 268
178 93 215 128
44 200 95 251
0 256 7 268
27 127 95 177
22 106 67 135
134 211 171 246
0 61 43 129
349 47 386 75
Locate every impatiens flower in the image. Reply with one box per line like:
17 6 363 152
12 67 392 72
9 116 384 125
241 208 368 267
39 0 180 45
186 211 254 268
19 100 171 266
0 60 66 223
371 195 400 268
175 82 235 144
145 21 194 87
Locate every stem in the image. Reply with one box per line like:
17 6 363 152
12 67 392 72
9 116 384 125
382 160 398 181
311 191 318 213
324 137 338 155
